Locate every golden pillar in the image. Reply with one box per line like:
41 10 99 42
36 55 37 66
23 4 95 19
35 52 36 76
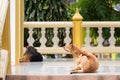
72 8 83 48
2 0 11 74
15 0 24 65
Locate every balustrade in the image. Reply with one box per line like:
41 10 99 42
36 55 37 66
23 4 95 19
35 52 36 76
24 21 120 60
24 22 72 55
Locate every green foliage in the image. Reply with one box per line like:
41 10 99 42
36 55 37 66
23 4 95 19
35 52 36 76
24 0 70 21
24 0 71 47
70 0 120 46
70 0 120 21
24 28 29 47
32 28 41 46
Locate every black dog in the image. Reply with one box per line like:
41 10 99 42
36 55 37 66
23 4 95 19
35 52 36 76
19 46 43 62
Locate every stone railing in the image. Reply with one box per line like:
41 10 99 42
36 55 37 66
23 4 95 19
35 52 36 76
82 21 120 60
82 21 120 52
24 21 120 60
24 21 72 54
22 9 120 60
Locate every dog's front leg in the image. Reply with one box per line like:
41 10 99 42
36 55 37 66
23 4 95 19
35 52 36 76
70 64 83 74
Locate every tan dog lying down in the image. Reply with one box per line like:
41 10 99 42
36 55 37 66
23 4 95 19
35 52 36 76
64 44 99 74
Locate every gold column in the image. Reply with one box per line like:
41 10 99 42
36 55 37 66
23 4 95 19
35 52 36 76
2 0 11 74
72 8 83 48
15 0 24 65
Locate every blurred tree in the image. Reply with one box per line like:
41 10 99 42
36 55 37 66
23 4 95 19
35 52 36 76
24 0 70 21
24 0 71 58
70 0 120 46
24 0 71 47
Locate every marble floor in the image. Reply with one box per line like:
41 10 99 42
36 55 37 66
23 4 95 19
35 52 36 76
11 59 120 75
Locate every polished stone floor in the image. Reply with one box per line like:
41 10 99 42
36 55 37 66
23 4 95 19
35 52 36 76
11 59 120 75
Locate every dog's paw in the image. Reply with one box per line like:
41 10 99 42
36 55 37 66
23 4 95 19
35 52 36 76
70 70 77 74
70 69 84 74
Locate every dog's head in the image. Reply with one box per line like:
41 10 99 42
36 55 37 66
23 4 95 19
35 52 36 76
64 44 82 63
25 46 37 55
64 44 81 57
64 44 79 52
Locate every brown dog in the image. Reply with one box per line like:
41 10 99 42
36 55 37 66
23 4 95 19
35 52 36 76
64 44 99 73
19 46 43 62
